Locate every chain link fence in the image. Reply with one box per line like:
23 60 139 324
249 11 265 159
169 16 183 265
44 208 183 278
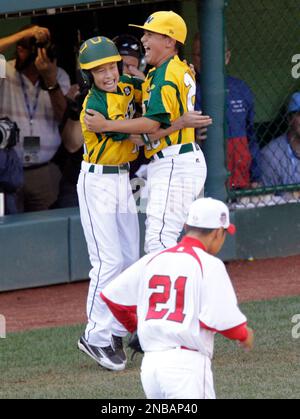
225 0 300 209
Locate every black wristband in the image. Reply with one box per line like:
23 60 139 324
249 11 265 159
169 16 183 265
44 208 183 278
46 82 60 92
40 78 60 92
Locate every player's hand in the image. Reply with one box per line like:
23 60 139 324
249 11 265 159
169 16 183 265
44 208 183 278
84 110 107 132
238 327 254 352
196 127 208 142
180 111 212 129
66 84 80 101
183 60 196 77
125 65 146 80
127 331 144 360
35 48 57 87
129 134 144 146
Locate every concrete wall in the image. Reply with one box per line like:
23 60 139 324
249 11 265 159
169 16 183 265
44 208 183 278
0 209 87 291
0 204 299 292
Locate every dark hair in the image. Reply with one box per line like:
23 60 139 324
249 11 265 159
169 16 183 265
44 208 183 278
176 41 183 50
185 225 216 236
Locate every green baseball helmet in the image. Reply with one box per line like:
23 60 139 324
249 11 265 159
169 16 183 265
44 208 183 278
79 36 122 70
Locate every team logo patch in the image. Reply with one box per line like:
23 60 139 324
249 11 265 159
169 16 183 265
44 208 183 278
220 212 227 226
124 87 131 96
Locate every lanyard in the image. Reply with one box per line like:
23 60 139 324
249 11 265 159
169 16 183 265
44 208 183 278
19 73 41 136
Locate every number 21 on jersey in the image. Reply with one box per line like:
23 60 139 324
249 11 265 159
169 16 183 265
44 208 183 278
145 275 187 323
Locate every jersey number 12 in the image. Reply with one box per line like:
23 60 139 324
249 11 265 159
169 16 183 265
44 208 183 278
145 275 187 323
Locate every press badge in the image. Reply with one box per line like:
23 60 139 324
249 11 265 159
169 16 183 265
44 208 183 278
23 136 41 165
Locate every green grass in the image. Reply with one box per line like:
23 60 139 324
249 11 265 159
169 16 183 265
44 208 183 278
0 296 299 399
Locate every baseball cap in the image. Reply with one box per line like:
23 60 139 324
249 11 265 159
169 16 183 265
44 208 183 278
129 11 187 45
288 92 300 113
79 37 122 70
186 198 236 235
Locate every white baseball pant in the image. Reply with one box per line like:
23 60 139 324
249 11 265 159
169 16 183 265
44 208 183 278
77 161 140 347
141 348 216 399
145 146 207 254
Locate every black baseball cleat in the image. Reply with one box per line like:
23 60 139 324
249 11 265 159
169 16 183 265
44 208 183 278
112 335 127 363
78 336 125 371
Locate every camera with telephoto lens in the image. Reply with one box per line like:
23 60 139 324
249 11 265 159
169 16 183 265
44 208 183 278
18 35 57 62
34 37 57 62
0 118 19 149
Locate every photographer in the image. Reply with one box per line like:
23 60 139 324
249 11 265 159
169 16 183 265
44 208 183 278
0 25 71 212
54 81 86 208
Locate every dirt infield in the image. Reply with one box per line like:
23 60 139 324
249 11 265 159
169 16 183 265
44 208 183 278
0 254 299 333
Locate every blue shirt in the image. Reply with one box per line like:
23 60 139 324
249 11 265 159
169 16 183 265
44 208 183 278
196 74 261 182
261 133 300 187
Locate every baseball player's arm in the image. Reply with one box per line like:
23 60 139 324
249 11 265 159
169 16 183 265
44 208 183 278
221 324 254 351
199 259 254 350
200 321 254 351
147 111 213 142
84 110 160 134
84 93 129 141
101 254 153 332
128 112 213 146
100 294 137 333
128 78 212 144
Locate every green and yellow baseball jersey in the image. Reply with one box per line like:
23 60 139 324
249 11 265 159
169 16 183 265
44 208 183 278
80 75 142 165
142 55 196 159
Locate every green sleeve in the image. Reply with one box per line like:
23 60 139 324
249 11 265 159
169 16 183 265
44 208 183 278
107 132 130 142
144 84 171 128
85 88 108 117
120 74 143 89
87 88 129 142
131 76 143 91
